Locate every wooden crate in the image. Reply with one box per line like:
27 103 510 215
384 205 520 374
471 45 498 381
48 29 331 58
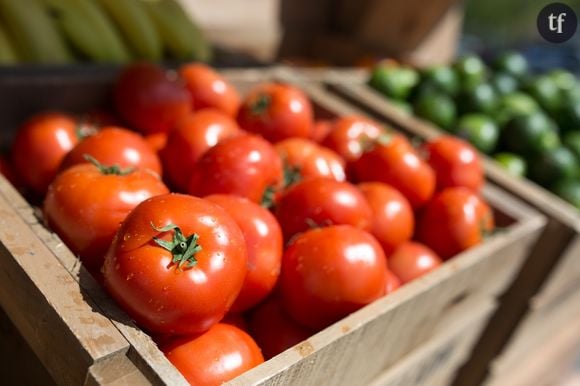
0 70 545 385
328 80 580 386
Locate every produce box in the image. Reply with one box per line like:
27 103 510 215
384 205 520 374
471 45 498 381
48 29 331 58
0 68 545 385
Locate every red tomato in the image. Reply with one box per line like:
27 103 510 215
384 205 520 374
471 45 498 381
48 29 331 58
388 242 442 284
114 62 191 134
354 136 435 208
187 135 283 205
281 225 387 329
275 178 372 241
161 109 241 191
60 127 162 176
424 136 484 193
237 83 313 143
311 119 333 143
144 132 168 153
160 323 264 386
275 138 346 185
222 313 249 331
248 296 312 360
385 269 401 294
358 182 414 256
103 194 248 334
416 187 494 259
179 63 241 117
11 112 79 195
44 161 169 275
206 194 283 312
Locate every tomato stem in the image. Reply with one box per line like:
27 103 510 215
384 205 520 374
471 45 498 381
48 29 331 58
251 94 271 115
261 185 277 209
151 223 202 269
84 154 134 176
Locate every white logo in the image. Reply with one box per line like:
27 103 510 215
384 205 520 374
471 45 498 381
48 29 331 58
548 12 567 33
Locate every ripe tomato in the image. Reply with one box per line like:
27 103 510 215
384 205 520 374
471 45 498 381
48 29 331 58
114 62 191 134
275 138 346 185
144 132 168 153
187 135 283 205
388 242 442 284
248 296 312 360
160 323 263 386
311 119 333 143
60 127 162 176
358 182 414 256
161 109 241 191
354 136 435 208
385 269 401 294
416 187 494 259
237 83 313 143
11 112 79 196
275 178 372 241
179 63 241 117
103 194 248 334
206 194 283 312
44 160 169 275
281 225 387 329
424 136 484 193
222 313 249 331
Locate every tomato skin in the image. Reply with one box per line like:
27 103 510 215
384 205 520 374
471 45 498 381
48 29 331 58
187 135 283 204
179 63 241 117
281 225 387 329
103 193 248 335
388 242 442 284
358 182 414 256
248 296 312 360
385 269 401 294
424 136 484 193
275 138 346 184
416 187 494 259
11 112 78 195
275 177 372 241
206 194 283 312
44 163 169 275
237 83 313 143
144 132 168 153
321 116 386 163
311 119 333 143
61 127 162 176
160 323 264 386
353 137 435 209
114 62 191 134
161 109 241 191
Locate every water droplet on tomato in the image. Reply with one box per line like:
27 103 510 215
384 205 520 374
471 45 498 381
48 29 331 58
126 273 134 281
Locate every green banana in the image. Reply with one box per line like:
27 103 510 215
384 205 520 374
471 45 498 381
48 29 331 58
0 23 18 64
97 0 162 61
43 0 131 63
140 0 212 62
0 0 73 63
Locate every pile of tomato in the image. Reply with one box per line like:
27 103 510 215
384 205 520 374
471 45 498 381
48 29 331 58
0 63 494 385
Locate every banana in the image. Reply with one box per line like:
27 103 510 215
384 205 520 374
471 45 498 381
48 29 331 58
0 24 18 64
140 0 212 62
0 0 73 63
97 0 162 61
43 0 131 63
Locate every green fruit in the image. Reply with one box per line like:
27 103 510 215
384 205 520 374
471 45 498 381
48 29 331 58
495 92 540 126
421 65 460 95
524 75 562 115
563 84 580 104
454 113 499 154
547 69 577 94
457 83 498 114
389 99 413 115
454 55 487 89
556 102 580 133
529 147 578 187
552 180 580 209
494 153 527 177
501 112 560 156
491 72 519 96
493 52 529 79
413 91 457 130
563 131 580 161
369 65 419 100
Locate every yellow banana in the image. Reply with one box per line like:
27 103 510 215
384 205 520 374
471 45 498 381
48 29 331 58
0 0 73 63
0 23 18 64
97 0 162 61
140 0 212 62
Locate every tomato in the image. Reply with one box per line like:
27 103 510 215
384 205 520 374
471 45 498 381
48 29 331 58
275 138 346 185
11 112 79 196
424 136 484 193
416 187 494 259
222 313 249 331
114 62 191 134
187 135 283 205
206 194 282 312
103 194 248 334
237 83 313 143
353 136 435 208
0 156 18 187
311 119 333 143
248 296 312 360
385 269 401 294
280 225 386 329
275 178 372 241
44 160 169 275
387 242 442 284
160 323 263 386
179 63 241 117
358 182 414 256
161 109 241 191
144 132 168 153
60 127 162 176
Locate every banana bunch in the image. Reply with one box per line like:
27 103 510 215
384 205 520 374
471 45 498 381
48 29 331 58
0 0 211 65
